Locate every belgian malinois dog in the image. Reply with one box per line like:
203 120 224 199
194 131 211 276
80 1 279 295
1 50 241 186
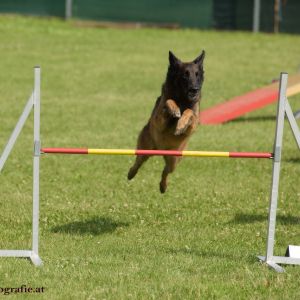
128 50 205 193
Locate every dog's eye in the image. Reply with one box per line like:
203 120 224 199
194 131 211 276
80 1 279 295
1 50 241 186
195 72 199 77
184 70 190 78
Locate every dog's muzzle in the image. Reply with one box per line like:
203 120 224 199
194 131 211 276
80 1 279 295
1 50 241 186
188 88 199 101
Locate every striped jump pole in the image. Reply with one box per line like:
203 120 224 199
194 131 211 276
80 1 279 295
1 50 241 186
41 148 273 159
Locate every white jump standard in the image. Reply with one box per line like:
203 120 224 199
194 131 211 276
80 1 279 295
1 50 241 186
257 72 300 272
0 67 42 266
0 68 299 272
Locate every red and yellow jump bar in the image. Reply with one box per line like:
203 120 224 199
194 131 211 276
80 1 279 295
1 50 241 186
41 148 273 159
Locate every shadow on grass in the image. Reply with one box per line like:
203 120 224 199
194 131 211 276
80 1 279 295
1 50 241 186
285 157 300 163
227 115 276 124
166 247 264 264
167 248 229 259
51 216 129 235
166 247 248 262
230 213 300 225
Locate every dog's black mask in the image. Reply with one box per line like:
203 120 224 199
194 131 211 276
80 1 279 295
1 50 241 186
167 50 205 103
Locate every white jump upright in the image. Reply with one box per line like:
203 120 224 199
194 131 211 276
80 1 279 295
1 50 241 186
0 67 42 266
258 72 300 272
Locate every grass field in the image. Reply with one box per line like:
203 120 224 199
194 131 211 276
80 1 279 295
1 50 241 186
0 15 300 299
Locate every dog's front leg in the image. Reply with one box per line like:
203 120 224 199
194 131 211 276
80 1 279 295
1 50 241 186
175 109 196 136
152 99 181 131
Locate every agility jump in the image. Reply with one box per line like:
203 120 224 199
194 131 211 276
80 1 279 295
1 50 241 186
41 148 273 158
0 67 299 272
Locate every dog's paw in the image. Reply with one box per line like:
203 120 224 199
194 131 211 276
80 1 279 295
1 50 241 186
127 168 136 180
175 119 190 135
174 126 186 136
159 181 167 193
170 108 181 119
166 99 181 118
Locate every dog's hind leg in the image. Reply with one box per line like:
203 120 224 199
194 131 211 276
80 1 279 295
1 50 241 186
128 124 154 180
159 155 178 193
128 155 149 180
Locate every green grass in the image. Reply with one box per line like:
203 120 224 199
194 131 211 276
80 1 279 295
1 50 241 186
0 15 300 299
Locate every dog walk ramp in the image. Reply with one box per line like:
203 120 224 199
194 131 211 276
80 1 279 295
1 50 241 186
200 73 300 124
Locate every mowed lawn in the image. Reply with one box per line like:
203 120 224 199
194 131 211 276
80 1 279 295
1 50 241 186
0 15 300 299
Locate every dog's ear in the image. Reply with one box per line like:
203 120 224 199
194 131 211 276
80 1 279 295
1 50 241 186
193 50 205 66
169 51 181 67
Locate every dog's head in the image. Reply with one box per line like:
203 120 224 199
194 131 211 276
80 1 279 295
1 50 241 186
167 50 205 103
